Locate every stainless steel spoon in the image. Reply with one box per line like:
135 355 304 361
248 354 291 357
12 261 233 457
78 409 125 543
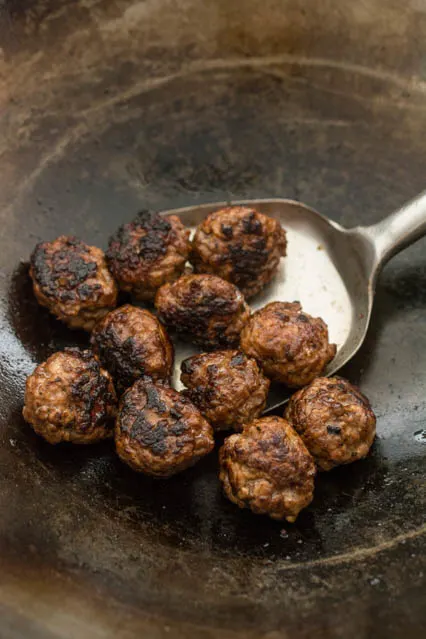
162 193 426 410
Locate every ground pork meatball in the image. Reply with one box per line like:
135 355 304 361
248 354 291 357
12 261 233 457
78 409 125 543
181 350 270 431
240 301 336 387
285 376 376 471
155 274 250 350
30 236 118 331
115 379 214 477
219 416 316 522
191 206 287 298
91 304 173 394
106 210 191 300
23 348 117 445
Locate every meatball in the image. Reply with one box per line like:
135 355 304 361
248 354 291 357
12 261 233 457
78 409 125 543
91 304 173 394
240 301 336 387
30 236 118 331
106 210 191 300
219 416 316 522
191 206 287 298
285 376 376 471
115 379 214 477
23 348 117 445
155 274 250 350
181 350 270 431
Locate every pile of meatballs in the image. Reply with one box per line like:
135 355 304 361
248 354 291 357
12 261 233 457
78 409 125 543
23 206 376 523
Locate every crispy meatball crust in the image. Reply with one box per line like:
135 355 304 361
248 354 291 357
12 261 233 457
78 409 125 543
219 416 316 522
181 350 270 431
240 301 336 387
30 235 118 331
191 206 287 298
285 376 376 471
106 210 191 300
91 304 173 394
115 379 214 477
23 348 117 445
155 274 250 350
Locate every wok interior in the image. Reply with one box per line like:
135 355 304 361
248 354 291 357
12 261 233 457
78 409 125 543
0 0 425 636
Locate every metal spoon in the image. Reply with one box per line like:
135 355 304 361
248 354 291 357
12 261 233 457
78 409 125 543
162 193 426 410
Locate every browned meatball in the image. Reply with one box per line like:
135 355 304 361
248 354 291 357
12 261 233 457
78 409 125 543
219 416 316 522
181 350 270 431
106 210 191 300
30 236 118 331
285 376 376 471
155 274 250 350
23 348 117 445
191 206 287 298
91 304 173 394
240 301 336 387
115 379 214 477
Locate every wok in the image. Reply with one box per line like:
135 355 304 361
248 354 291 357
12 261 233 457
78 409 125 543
0 1 425 637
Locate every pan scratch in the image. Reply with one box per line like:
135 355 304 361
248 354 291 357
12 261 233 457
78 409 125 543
267 524 426 572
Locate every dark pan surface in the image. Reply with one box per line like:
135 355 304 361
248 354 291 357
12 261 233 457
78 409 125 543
0 1 425 637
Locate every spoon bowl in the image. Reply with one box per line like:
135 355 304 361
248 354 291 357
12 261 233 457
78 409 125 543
162 194 426 410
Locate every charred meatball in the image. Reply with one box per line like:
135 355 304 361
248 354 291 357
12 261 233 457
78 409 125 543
91 304 173 394
155 274 250 350
115 379 214 477
30 236 118 331
191 206 287 298
240 301 336 387
181 350 270 431
219 416 316 522
285 376 376 471
23 348 117 445
106 210 191 300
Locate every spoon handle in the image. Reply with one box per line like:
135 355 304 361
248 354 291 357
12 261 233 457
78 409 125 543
362 191 426 267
